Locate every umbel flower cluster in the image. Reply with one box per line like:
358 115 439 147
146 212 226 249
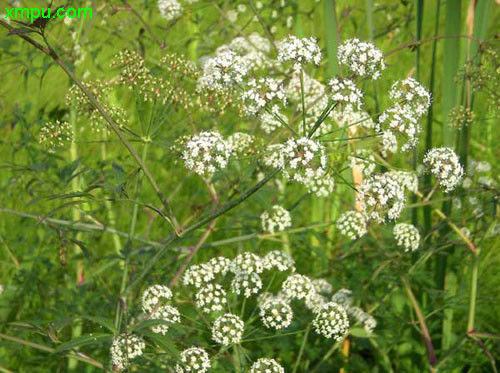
108 249 376 370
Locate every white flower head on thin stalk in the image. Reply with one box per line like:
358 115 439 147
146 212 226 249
423 147 464 192
260 111 283 134
282 274 315 300
303 170 335 197
181 131 232 177
387 170 419 193
251 358 285 373
229 33 273 71
389 78 431 117
393 223 420 252
183 264 216 288
312 279 334 295
329 78 363 111
263 144 286 168
175 347 211 373
338 38 385 80
313 302 349 340
205 256 232 276
330 108 376 130
231 272 263 298
195 283 227 313
259 299 293 330
379 130 398 157
277 35 322 70
142 285 173 314
212 313 245 346
198 49 248 90
336 211 367 240
110 334 146 371
150 305 181 335
331 289 354 308
357 173 406 223
261 205 292 233
348 306 377 334
230 252 264 275
305 292 328 312
263 250 295 272
282 137 328 186
350 148 376 177
227 132 254 156
378 104 420 152
241 78 287 116
158 0 183 21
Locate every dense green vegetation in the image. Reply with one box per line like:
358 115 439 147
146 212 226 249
0 0 499 372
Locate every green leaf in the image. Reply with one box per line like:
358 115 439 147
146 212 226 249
81 316 117 334
138 330 180 358
55 333 112 353
349 326 374 339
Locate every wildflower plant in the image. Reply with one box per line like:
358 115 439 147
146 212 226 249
0 2 496 372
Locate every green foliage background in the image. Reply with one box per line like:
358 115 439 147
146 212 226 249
0 0 499 371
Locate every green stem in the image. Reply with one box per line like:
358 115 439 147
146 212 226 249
467 250 480 333
293 323 311 373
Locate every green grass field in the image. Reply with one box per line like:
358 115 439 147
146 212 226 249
0 0 499 371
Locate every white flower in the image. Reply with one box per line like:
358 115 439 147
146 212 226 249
251 358 285 373
278 36 322 69
181 131 232 177
336 211 367 240
379 130 398 157
357 173 406 223
261 205 292 233
389 78 431 117
226 10 238 23
282 137 328 187
242 78 287 116
330 108 376 130
263 144 286 168
350 148 376 177
387 170 418 193
423 147 464 192
393 223 420 252
230 252 264 275
245 34 278 53
110 334 145 371
227 132 254 156
231 272 263 298
198 49 248 90
312 279 334 295
378 104 420 152
312 302 349 340
142 285 173 314
183 264 216 288
348 306 376 333
263 250 295 271
212 313 245 345
303 170 335 197
331 289 354 308
205 256 232 276
158 0 183 21
338 38 385 80
259 111 283 134
195 283 227 313
329 78 363 111
150 305 181 335
282 274 315 300
259 299 293 329
175 347 211 373
305 292 328 312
